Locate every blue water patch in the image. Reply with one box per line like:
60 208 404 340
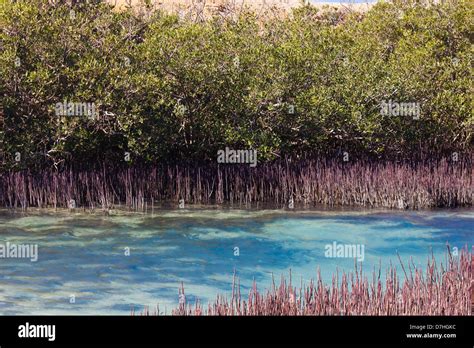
0 208 472 314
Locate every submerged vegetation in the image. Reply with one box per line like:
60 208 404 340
0 0 472 208
139 246 472 316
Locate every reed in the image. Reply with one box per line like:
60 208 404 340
0 158 471 210
140 246 472 316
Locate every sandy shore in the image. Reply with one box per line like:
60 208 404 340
107 0 373 14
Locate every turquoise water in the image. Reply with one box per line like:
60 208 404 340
0 208 472 315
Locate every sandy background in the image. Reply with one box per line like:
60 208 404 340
106 0 373 14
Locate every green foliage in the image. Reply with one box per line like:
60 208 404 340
1 0 472 170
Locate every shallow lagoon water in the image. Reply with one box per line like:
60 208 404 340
0 208 472 315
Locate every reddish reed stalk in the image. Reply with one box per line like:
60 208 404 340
142 246 472 316
0 159 471 210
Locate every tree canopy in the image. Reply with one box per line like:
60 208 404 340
1 0 472 171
